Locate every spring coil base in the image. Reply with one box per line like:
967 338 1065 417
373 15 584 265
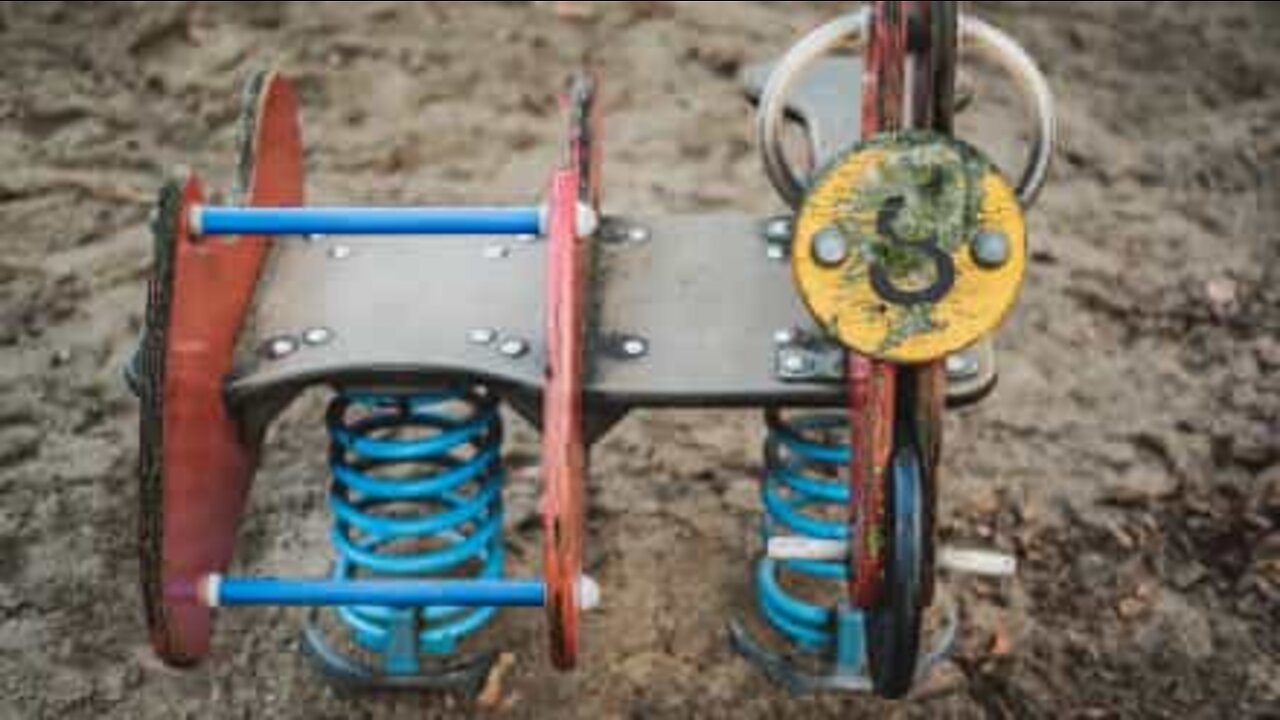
729 410 958 696
302 387 506 691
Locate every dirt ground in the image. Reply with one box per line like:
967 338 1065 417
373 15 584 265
0 1 1277 717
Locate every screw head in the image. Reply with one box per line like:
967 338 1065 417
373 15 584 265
945 350 981 380
302 327 334 346
971 230 1010 269
763 216 794 244
263 335 300 360
467 328 497 346
780 350 812 376
498 338 529 359
621 337 648 358
328 245 352 260
812 226 851 267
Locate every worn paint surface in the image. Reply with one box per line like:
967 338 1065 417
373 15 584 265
139 72 304 665
794 132 1025 364
540 74 599 670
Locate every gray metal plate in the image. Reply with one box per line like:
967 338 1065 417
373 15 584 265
228 233 547 404
741 57 864 169
226 215 845 411
588 214 834 406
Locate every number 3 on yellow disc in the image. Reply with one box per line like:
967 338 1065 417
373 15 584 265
792 132 1027 364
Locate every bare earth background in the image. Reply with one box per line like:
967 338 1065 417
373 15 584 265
0 1 1277 717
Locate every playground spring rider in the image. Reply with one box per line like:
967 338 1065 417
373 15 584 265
131 1 1053 699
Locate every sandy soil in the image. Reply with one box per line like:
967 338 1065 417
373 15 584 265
0 1 1277 717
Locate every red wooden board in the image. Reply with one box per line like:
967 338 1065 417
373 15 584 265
143 72 303 664
848 1 908 610
540 74 599 670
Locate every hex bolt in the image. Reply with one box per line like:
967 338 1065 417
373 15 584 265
263 335 300 360
620 337 649 358
302 327 334 347
498 338 529 359
971 230 1010 269
484 244 511 261
812 226 851 267
780 350 813 376
763 216 794 245
945 350 981 380
328 245 352 261
467 328 498 346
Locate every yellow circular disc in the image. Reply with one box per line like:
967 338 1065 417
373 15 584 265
792 132 1027 364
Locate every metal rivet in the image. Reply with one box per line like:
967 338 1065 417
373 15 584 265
780 350 812 375
328 245 352 260
484 245 510 260
302 327 334 346
468 328 497 346
763 216 794 244
263 335 299 360
498 338 529 359
812 226 850 267
945 351 981 380
621 337 649 358
971 230 1010 269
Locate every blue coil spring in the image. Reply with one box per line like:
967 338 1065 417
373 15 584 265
757 409 852 653
324 386 505 665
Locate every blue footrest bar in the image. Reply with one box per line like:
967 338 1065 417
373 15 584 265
202 575 547 609
191 206 544 237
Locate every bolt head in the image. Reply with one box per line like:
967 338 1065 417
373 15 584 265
812 226 850 267
498 338 529 358
763 216 794 244
467 328 497 346
780 350 812 375
264 336 299 360
945 351 981 380
302 327 334 346
971 230 1010 269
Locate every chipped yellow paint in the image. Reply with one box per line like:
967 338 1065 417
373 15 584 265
792 135 1027 364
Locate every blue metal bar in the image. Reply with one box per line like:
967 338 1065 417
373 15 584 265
211 577 546 608
195 206 543 236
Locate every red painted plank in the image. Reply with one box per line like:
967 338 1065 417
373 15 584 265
848 1 909 610
146 73 303 664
